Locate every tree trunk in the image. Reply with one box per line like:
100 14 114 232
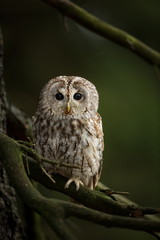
0 28 26 240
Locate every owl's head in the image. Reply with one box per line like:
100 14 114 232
38 76 99 118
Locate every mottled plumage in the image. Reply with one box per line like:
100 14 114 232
32 76 104 190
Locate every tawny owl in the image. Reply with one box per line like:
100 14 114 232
32 76 104 190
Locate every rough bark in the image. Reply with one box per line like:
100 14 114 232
0 28 27 240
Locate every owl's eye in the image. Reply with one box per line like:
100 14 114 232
55 92 64 100
73 92 82 100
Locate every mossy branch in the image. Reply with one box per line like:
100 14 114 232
42 0 160 67
18 142 160 217
0 133 160 240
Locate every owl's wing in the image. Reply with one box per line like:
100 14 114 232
95 113 104 175
95 113 104 151
87 113 104 188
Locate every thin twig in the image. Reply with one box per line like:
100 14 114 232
17 140 35 147
19 143 81 169
100 188 129 196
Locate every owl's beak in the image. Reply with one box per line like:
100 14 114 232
66 102 71 114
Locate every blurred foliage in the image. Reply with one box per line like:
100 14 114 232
0 0 160 239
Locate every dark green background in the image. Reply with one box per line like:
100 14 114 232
0 0 160 239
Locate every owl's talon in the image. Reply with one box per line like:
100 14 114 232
64 177 84 191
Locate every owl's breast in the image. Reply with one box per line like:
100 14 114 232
44 118 91 159
34 114 103 187
40 118 76 159
34 114 102 154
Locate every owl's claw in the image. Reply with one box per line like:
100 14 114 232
64 177 84 191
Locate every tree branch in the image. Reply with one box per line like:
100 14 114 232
65 204 160 232
42 0 160 67
96 182 160 239
0 133 160 240
20 144 160 217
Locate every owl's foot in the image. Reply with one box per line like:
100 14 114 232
64 177 84 191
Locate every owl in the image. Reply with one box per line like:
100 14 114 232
32 76 104 190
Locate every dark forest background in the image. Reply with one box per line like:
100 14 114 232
0 0 160 239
